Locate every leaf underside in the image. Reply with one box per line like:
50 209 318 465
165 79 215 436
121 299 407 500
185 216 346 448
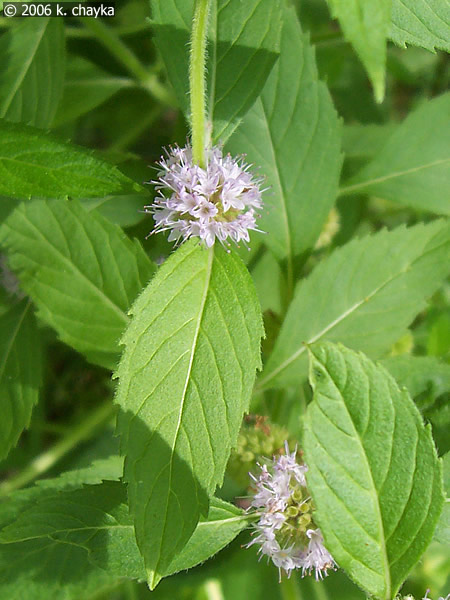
115 240 263 586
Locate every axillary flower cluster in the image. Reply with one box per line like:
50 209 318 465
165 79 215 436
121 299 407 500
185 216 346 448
247 443 336 581
146 144 263 248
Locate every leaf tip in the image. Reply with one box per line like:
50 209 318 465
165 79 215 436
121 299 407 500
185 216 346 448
147 569 162 590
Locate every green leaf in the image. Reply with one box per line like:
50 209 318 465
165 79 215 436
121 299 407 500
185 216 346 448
325 0 391 102
81 195 146 228
340 94 450 216
390 0 450 52
260 221 450 390
0 19 65 128
163 497 248 577
115 240 263 587
304 342 444 599
0 481 248 597
226 6 342 264
53 56 134 127
0 199 155 369
151 0 283 142
381 355 450 402
0 119 144 199
0 299 42 461
0 482 129 600
343 123 398 161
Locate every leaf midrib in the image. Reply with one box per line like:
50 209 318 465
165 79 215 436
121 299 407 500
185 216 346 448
258 232 449 388
312 352 391 598
340 158 450 196
1 511 249 544
153 245 215 577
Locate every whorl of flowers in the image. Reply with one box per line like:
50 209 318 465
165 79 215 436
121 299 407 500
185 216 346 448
146 144 263 249
421 593 450 600
247 442 336 581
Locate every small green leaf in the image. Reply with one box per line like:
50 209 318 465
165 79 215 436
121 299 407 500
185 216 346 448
115 240 263 587
341 94 450 215
260 221 450 390
390 0 450 52
151 0 283 142
0 19 65 128
226 5 342 263
164 497 249 577
325 0 391 102
0 299 42 460
304 342 444 599
0 199 155 369
0 119 144 199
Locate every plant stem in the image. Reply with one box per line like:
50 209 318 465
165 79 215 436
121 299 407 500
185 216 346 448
189 0 211 167
79 17 176 107
0 401 116 497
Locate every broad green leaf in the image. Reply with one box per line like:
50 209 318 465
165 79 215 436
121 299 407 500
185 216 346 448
227 6 342 264
115 239 263 587
340 94 450 216
325 0 391 102
0 199 155 369
53 56 134 127
304 342 444 599
0 299 42 460
0 119 144 199
0 482 248 593
0 19 65 128
381 355 450 403
151 0 282 142
390 0 450 52
260 221 450 390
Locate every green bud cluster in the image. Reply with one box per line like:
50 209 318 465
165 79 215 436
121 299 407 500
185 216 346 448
227 416 290 488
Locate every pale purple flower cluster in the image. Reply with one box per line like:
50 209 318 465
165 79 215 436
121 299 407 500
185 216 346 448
422 593 450 600
146 145 263 248
247 443 336 581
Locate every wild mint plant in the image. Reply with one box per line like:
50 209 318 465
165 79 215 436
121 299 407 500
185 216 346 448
0 1 449 600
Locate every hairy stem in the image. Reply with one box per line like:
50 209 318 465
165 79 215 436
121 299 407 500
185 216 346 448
189 0 211 167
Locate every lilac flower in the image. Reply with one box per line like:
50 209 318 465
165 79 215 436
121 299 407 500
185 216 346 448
247 442 336 581
146 145 264 248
